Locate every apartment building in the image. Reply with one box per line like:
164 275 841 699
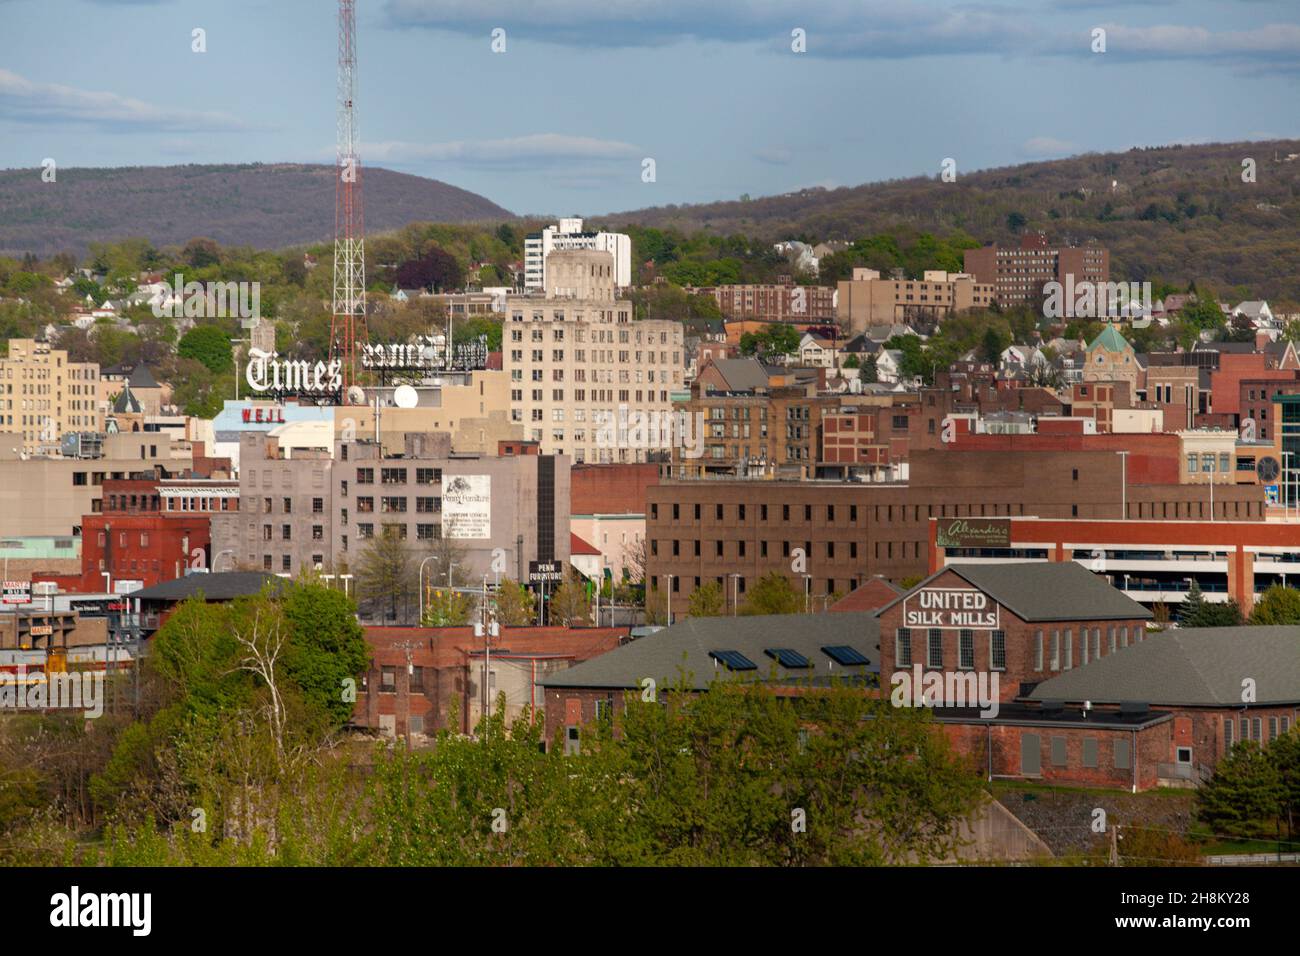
836 269 994 333
523 218 632 291
963 233 1108 309
212 432 335 575
690 277 836 323
503 249 683 464
0 338 102 455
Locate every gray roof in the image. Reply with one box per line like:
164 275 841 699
708 358 770 391
541 612 879 691
133 571 285 603
878 562 1153 624
112 384 142 414
127 364 160 389
1029 626 1300 707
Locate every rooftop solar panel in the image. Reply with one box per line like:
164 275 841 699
764 648 812 669
821 645 870 666
708 650 757 671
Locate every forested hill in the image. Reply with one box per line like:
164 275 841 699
598 140 1300 303
0 163 512 258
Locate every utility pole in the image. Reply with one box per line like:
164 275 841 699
392 639 420 748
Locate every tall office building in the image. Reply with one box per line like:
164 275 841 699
524 218 632 291
0 338 102 456
963 232 1109 309
504 250 683 464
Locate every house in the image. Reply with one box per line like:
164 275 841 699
1232 301 1274 327
798 332 838 368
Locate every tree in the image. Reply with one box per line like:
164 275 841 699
1179 581 1243 628
547 571 591 627
687 581 725 618
356 527 414 623
422 587 475 627
742 573 805 616
862 354 879 383
1270 728 1300 838
178 324 234 374
492 578 535 626
395 247 464 293
1177 580 1206 627
981 326 1007 366
1006 211 1027 233
842 353 860 369
1248 585 1300 625
1197 741 1283 838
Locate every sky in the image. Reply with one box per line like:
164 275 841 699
0 0 1297 217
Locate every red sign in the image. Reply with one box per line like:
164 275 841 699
242 407 286 424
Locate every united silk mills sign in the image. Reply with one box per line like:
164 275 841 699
902 588 1000 630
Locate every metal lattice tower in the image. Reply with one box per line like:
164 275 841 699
330 0 367 394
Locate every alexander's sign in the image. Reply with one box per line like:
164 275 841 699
902 588 1000 630
935 518 1011 550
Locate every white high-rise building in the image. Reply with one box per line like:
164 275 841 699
524 218 631 292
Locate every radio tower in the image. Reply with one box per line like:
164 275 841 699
331 0 367 394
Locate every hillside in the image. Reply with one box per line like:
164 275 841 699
597 140 1300 303
0 163 512 258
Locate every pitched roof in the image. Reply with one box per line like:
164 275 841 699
1029 626 1300 707
541 612 879 691
708 358 770 391
1087 325 1130 353
830 576 902 613
569 532 600 556
127 364 160 388
878 562 1153 623
112 384 142 414
133 571 285 603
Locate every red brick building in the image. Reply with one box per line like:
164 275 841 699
79 473 239 592
963 233 1109 309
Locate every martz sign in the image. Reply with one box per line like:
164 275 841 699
902 588 1000 630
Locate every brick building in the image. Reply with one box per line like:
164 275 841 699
644 447 1267 618
691 278 836 324
358 624 630 739
875 562 1152 705
962 233 1109 309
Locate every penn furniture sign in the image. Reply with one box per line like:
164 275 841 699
902 588 1000 630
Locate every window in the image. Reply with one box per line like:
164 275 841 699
1063 629 1073 670
410 666 424 692
1082 737 1098 768
1050 737 1067 767
1225 718 1235 750
959 629 974 669
1050 631 1060 670
1033 630 1043 671
312 497 324 514
380 667 396 692
282 554 291 571
283 497 292 514
895 628 912 667
381 468 407 484
357 468 374 484
927 629 943 669
1114 739 1131 770
990 630 1006 671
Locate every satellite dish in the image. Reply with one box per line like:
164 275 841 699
346 385 366 406
393 384 418 409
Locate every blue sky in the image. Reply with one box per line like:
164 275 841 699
0 0 1297 217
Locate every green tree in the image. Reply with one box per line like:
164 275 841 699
687 581 725 618
492 578 536 626
547 572 591 627
356 527 414 623
1248 585 1300 625
422 587 475 626
742 573 805 616
178 324 234 374
1197 740 1283 838
1270 728 1300 838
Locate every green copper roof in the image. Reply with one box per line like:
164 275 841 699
1087 325 1130 353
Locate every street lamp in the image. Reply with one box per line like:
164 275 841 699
418 555 439 623
729 573 741 617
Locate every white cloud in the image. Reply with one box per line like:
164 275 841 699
1022 136 1079 158
0 68 251 132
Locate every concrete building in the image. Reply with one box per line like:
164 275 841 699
963 233 1109 309
524 218 631 291
836 269 995 334
331 435 571 582
691 278 837 324
211 432 335 576
0 338 102 455
569 463 658 584
0 434 205 538
503 249 683 463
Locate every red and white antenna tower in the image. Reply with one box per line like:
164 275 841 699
331 0 367 394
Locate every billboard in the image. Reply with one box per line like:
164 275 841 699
2 581 31 605
935 518 1012 550
441 475 491 539
901 588 1000 630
